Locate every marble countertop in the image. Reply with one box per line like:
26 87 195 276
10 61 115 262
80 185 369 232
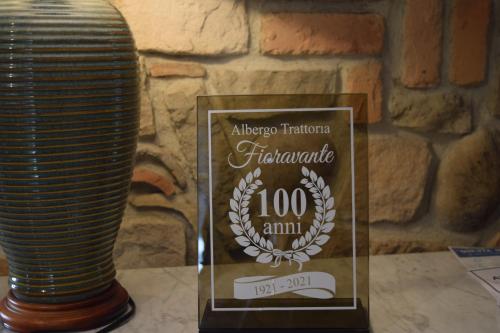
1 252 499 332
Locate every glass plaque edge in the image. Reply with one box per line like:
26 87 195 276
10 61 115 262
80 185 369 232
207 107 358 312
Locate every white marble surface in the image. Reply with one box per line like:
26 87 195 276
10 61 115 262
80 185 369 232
369 252 499 333
0 252 499 332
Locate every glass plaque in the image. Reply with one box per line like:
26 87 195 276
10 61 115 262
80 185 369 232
198 95 369 332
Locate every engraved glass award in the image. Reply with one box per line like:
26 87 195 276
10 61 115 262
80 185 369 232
198 95 369 333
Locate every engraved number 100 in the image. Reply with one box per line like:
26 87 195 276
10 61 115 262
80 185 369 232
257 188 307 218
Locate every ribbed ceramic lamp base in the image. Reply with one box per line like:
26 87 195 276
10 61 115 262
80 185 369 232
0 280 129 333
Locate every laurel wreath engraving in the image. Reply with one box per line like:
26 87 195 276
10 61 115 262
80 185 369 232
229 166 335 271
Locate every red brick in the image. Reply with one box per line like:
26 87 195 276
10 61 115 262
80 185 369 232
148 61 206 78
402 0 443 88
449 0 491 86
132 168 176 197
261 13 384 56
343 61 383 123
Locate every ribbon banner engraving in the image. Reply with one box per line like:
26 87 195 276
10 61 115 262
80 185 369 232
234 272 336 300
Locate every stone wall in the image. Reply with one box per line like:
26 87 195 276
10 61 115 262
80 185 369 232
109 0 500 268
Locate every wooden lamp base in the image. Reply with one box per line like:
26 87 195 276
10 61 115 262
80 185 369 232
0 280 130 333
